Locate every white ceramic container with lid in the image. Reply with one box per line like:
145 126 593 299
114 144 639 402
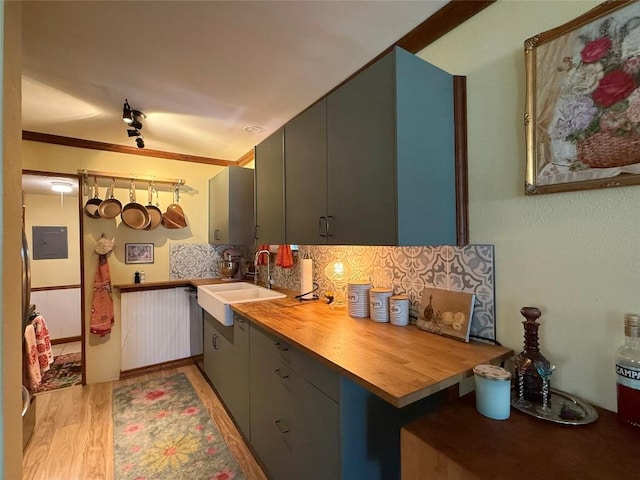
348 281 372 318
369 288 393 323
389 294 410 326
473 364 512 420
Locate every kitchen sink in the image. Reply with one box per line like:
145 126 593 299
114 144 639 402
197 282 286 326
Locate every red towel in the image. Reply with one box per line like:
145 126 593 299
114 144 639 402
256 244 270 266
24 324 41 390
276 245 294 268
90 254 114 336
32 315 53 373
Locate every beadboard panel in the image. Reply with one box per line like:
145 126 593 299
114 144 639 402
120 288 191 370
31 287 81 339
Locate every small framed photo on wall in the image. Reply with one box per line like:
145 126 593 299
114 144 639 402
125 243 154 264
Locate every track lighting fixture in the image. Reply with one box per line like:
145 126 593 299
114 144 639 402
122 99 133 124
121 99 146 148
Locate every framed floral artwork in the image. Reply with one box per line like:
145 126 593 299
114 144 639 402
525 0 640 194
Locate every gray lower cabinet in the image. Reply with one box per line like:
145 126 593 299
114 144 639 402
250 324 340 480
205 315 444 480
202 312 250 437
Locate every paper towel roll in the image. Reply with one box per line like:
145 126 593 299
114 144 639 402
301 258 314 300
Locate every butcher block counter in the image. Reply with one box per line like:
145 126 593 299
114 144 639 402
231 294 512 408
114 277 239 292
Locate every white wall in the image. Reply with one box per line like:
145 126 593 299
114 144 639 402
419 0 637 410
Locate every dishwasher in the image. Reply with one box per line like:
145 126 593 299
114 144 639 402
187 287 203 357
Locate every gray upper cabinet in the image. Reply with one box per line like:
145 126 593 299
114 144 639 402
209 166 254 245
254 127 286 244
328 47 456 245
282 46 457 246
285 99 328 245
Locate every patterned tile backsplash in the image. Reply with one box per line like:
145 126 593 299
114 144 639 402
271 245 496 341
170 243 496 341
169 243 252 280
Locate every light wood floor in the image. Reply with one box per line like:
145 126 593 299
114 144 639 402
22 364 268 480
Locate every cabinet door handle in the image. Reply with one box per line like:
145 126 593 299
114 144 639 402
319 216 327 238
327 215 335 237
275 420 290 434
274 368 289 379
254 225 259 240
236 317 246 330
212 333 218 350
214 229 221 240
274 342 288 352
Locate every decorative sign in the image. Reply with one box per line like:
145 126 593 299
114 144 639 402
416 287 475 342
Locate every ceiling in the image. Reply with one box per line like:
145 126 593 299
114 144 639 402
21 0 449 163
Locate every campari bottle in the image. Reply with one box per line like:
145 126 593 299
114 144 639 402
616 313 640 428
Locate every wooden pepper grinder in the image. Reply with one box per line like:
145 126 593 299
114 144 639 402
514 306 551 404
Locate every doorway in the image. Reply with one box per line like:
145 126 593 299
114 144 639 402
22 171 84 393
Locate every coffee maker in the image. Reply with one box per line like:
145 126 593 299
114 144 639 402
220 248 243 281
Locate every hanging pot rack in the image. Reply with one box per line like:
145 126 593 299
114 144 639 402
78 169 186 194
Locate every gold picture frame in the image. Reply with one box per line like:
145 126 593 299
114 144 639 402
525 0 640 194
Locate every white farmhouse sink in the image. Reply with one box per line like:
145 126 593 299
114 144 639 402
197 282 286 326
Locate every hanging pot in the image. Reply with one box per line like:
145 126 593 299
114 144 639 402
144 183 162 230
98 179 122 219
162 184 187 229
121 180 150 229
83 177 102 219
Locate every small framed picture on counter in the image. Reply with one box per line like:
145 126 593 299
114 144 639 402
125 243 154 264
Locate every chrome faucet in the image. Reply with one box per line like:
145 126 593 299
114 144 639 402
254 249 273 289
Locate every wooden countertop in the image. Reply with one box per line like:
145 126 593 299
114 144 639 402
401 393 636 479
231 295 513 408
114 277 244 292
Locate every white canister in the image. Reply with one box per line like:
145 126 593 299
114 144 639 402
473 364 512 420
389 295 409 326
348 281 372 318
369 288 393 323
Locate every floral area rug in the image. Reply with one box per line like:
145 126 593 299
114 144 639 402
34 352 82 393
113 373 245 480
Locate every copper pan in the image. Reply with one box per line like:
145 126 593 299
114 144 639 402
121 180 150 230
162 184 187 229
83 177 102 218
98 179 122 219
145 183 162 230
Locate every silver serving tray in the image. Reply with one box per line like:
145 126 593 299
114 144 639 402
511 388 598 425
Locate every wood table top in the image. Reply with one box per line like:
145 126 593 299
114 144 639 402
232 295 513 408
402 393 636 479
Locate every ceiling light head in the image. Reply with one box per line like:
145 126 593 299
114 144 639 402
127 128 141 137
51 181 73 193
122 99 133 124
135 137 145 149
130 118 143 130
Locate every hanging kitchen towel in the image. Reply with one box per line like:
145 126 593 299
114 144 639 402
90 254 114 336
32 315 53 373
256 244 270 265
276 245 294 268
23 324 41 390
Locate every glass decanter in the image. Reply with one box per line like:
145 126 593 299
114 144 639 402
513 307 551 404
